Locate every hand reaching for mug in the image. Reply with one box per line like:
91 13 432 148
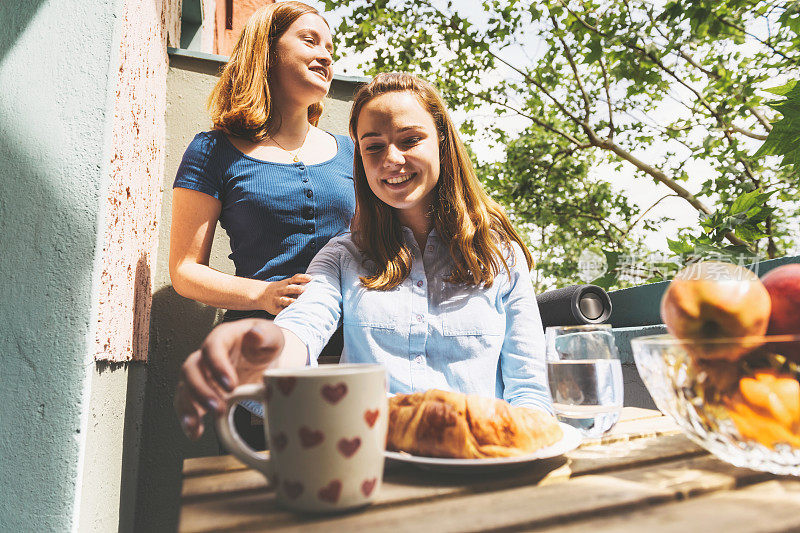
175 319 285 440
260 273 312 315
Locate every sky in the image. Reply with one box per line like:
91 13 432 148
303 0 790 255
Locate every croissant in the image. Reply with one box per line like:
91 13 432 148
387 389 563 458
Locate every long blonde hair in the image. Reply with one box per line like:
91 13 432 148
349 72 533 290
208 1 326 142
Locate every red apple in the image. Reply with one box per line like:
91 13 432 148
761 264 800 362
762 264 800 335
661 261 771 361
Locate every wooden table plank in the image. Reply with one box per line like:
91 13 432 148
180 407 682 504
179 409 730 533
540 479 800 533
178 433 707 532
180 431 702 502
182 468 270 501
183 453 261 478
259 455 775 533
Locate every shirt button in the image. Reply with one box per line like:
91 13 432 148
426 245 434 252
414 355 424 365
302 206 314 219
306 226 314 234
298 165 306 171
416 280 424 288
306 189 313 198
415 314 424 322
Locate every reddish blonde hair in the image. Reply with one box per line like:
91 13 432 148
349 72 533 290
208 1 326 142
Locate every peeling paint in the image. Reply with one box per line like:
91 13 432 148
93 0 180 363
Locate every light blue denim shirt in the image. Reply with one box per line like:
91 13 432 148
271 228 553 414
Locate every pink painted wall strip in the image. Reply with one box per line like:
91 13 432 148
94 0 181 362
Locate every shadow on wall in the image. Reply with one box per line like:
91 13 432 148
130 285 221 532
0 1 47 65
116 254 150 530
0 1 98 524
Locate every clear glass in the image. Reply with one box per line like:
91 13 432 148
631 334 800 476
545 324 623 438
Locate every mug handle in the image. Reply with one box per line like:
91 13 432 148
215 383 272 480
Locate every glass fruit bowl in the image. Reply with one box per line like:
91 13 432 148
631 334 800 476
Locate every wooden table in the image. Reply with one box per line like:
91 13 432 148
179 408 800 532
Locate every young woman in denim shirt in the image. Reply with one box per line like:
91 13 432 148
175 73 552 440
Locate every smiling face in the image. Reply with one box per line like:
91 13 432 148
356 91 441 232
271 13 333 107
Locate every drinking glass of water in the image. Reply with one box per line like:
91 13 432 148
545 324 623 438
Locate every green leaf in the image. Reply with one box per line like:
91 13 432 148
667 238 694 255
729 189 762 214
763 80 798 97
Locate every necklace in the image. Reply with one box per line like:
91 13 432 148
270 125 310 163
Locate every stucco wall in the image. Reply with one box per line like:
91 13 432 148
75 0 183 530
0 1 120 531
0 0 185 530
132 49 362 532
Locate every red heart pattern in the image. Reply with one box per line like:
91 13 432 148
361 478 377 497
317 480 342 503
266 375 384 507
283 480 304 500
272 431 288 452
337 437 361 458
298 426 324 448
321 383 348 404
364 409 379 428
276 377 297 396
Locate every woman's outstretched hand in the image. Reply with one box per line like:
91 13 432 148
260 273 312 315
175 318 285 440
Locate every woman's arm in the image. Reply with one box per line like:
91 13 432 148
174 237 347 440
174 318 309 440
499 243 554 414
169 187 311 314
273 238 346 362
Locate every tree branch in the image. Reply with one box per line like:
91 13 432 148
565 5 763 191
485 49 588 130
598 55 615 139
585 131 749 247
572 1 773 141
646 11 774 133
713 12 796 64
727 125 769 141
548 204 622 243
550 14 592 120
621 193 680 239
464 87 590 148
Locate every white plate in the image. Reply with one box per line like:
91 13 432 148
384 422 582 473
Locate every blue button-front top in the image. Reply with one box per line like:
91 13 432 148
173 131 355 281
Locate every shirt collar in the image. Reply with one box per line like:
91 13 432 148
400 225 438 246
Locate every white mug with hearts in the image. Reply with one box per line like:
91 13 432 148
216 364 388 513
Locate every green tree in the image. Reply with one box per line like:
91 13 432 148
479 127 654 290
326 0 800 285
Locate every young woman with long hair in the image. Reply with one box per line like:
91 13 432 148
170 2 354 445
174 73 551 440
